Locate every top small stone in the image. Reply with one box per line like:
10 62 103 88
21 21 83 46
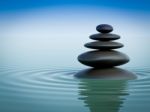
96 24 113 33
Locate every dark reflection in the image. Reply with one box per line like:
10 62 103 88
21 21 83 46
75 68 137 80
76 68 136 112
78 79 128 112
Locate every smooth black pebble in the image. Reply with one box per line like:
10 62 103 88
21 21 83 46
85 41 123 49
96 24 113 33
90 33 120 41
78 50 129 68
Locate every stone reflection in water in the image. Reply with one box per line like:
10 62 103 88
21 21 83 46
78 79 128 112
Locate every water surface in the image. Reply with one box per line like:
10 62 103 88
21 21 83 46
0 67 150 112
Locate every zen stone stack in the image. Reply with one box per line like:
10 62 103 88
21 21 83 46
78 24 129 68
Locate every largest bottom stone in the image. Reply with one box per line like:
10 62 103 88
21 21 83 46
78 50 129 68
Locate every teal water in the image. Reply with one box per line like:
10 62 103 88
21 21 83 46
0 67 150 112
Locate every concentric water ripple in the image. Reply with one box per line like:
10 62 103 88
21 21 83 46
0 67 150 112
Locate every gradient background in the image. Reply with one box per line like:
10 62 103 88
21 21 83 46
0 0 150 69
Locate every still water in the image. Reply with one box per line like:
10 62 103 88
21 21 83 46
0 67 150 112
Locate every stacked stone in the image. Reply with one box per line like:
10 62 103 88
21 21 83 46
78 24 129 68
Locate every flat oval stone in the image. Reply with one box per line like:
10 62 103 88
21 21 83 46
84 41 123 49
90 33 120 41
78 50 129 68
96 24 113 33
75 68 137 79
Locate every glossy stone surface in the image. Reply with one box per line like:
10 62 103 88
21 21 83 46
96 24 113 33
84 41 123 49
90 33 120 41
78 24 130 68
75 68 137 79
78 50 129 68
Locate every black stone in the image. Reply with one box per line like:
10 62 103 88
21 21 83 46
77 24 130 68
84 41 123 49
78 50 129 68
90 33 120 41
96 24 113 33
75 68 136 79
